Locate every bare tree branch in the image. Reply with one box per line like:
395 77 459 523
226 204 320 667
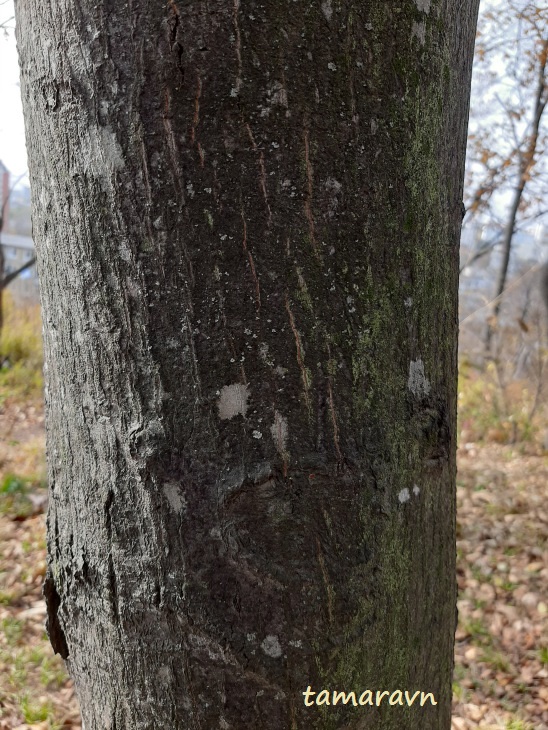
1 256 36 288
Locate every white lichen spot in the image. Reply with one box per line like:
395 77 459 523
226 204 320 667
246 633 256 642
407 359 431 397
404 296 413 308
325 178 342 218
163 481 186 514
412 21 426 45
261 635 282 658
398 488 411 503
157 665 172 685
270 410 288 455
321 0 333 21
289 639 303 648
267 81 288 107
327 62 337 71
414 0 431 13
259 342 275 367
217 383 250 420
413 484 420 496
219 718 230 730
99 127 125 170
252 430 263 439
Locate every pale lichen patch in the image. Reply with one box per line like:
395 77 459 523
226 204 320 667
412 21 426 46
259 342 275 367
163 481 186 513
325 177 342 218
414 0 431 13
77 124 125 188
261 635 282 658
321 0 333 21
98 127 125 170
270 410 288 454
398 488 411 503
217 383 250 420
413 484 420 496
407 359 431 397
157 665 172 685
266 81 288 108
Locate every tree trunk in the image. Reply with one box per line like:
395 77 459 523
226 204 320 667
16 1 479 728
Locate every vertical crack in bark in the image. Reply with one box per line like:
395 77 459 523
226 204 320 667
315 536 334 625
168 0 185 79
327 379 342 463
104 490 120 620
303 128 321 262
190 73 202 145
240 205 261 312
246 124 272 223
316 386 327 453
284 295 312 415
189 72 205 166
43 571 69 659
162 87 185 199
233 0 243 94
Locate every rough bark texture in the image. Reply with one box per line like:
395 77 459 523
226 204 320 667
16 1 479 728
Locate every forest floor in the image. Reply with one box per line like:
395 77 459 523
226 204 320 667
0 398 546 730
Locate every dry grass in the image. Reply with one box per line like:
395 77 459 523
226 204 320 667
0 292 43 407
458 360 548 448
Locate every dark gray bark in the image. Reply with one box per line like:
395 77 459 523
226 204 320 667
16 1 479 728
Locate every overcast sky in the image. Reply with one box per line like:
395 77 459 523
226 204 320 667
0 0 28 180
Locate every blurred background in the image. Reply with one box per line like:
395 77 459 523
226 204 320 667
0 1 547 729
